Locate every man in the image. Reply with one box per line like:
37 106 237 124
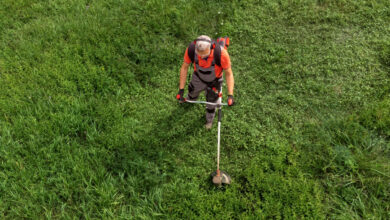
176 35 235 129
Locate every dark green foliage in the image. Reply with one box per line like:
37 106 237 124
0 0 389 218
378 42 390 67
359 99 390 137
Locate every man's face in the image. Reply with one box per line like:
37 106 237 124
196 48 210 59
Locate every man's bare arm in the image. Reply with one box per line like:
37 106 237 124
179 62 190 89
224 67 234 95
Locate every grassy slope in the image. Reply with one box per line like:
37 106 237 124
0 0 389 218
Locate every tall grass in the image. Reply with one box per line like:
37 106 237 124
0 0 389 218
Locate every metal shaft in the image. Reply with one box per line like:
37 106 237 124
217 107 222 174
185 100 227 106
216 82 223 176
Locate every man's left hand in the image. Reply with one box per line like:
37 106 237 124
228 95 235 106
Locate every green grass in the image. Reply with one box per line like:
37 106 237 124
1 0 389 218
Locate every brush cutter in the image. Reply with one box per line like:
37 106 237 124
184 96 232 187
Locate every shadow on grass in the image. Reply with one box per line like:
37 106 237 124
104 103 205 192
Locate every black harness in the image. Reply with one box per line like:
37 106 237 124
187 42 223 84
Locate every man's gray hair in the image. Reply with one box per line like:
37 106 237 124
195 35 212 52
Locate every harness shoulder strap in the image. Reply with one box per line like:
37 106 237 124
187 42 196 63
213 44 222 67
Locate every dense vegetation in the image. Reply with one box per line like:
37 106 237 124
1 0 389 218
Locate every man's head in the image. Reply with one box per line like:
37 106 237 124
195 35 212 58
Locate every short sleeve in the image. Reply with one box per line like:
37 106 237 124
220 49 231 69
184 48 192 64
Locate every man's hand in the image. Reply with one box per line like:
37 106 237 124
227 95 235 106
176 89 185 103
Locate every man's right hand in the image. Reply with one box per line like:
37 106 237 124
176 89 185 103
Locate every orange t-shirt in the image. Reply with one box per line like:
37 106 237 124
184 47 231 78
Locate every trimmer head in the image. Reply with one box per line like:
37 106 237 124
211 170 232 186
